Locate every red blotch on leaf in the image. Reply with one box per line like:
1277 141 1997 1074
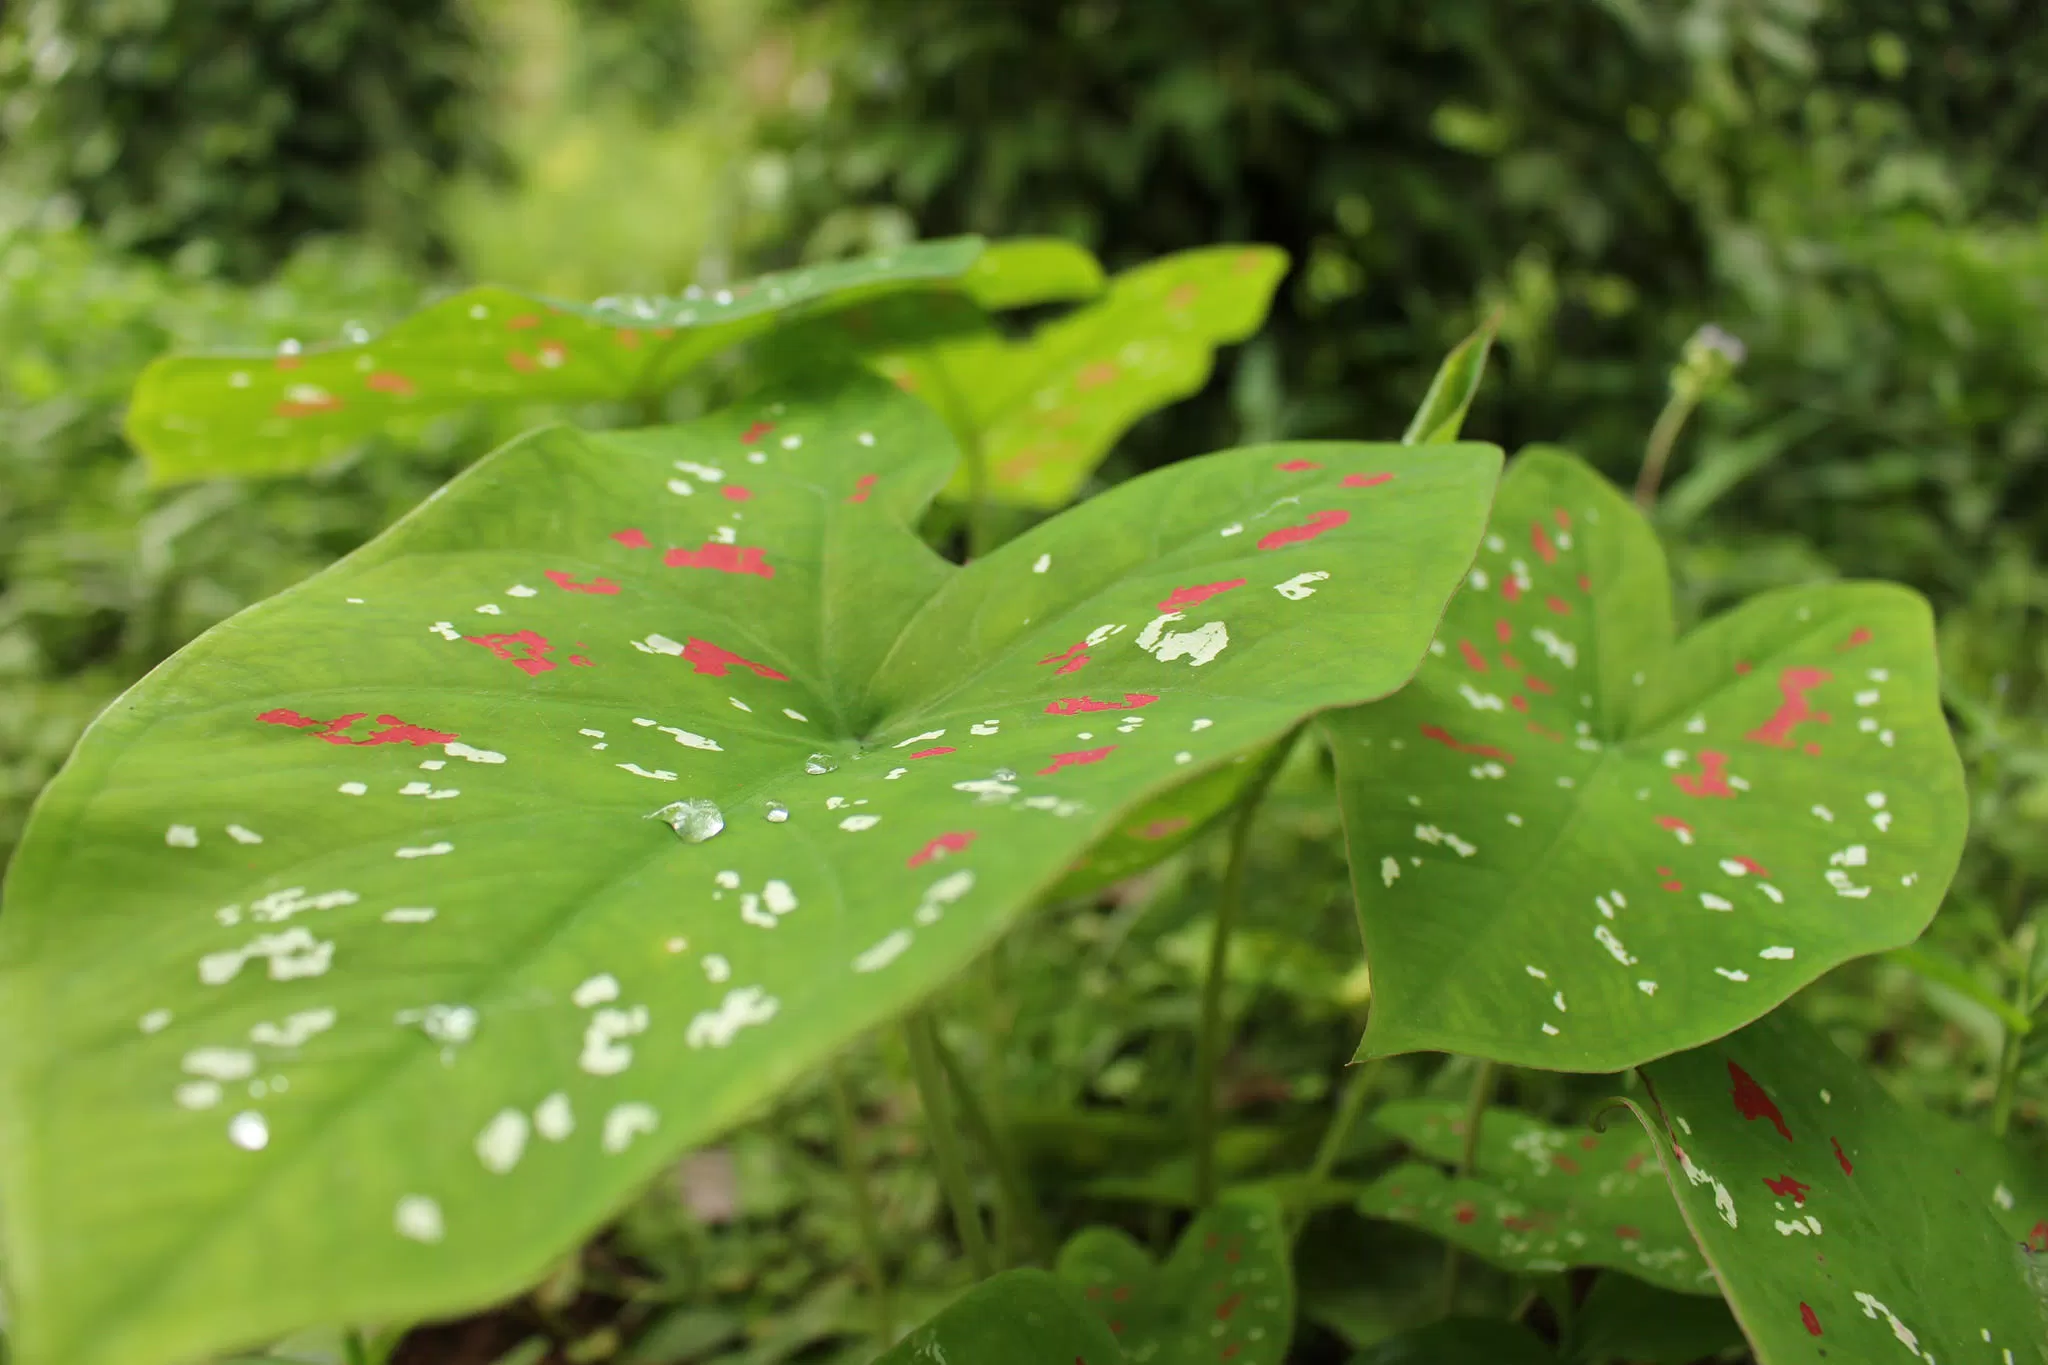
1544 595 1570 615
1458 640 1488 672
740 420 774 445
1342 471 1395 488
1747 666 1833 748
274 393 343 418
1256 509 1350 550
1729 855 1773 877
1038 641 1092 675
507 350 537 372
1523 674 1554 696
1532 523 1559 564
1551 1155 1581 1175
465 630 556 677
847 474 878 504
1502 576 1524 603
1837 626 1873 652
1509 694 1530 712
1276 459 1322 472
1420 723 1514 764
1673 751 1735 798
721 484 752 502
258 708 320 730
664 543 774 578
1046 693 1158 715
1832 1136 1854 1175
1453 1201 1477 1225
1765 1174 1812 1205
506 313 541 330
1159 579 1246 611
1656 815 1693 839
1729 1061 1793 1141
907 832 976 868
1527 721 1562 741
1139 817 1191 840
365 371 415 396
1615 1224 1641 1239
1076 361 1120 390
1040 746 1116 776
678 638 787 681
612 528 650 549
1800 1303 1823 1336
538 341 567 367
909 747 954 759
544 570 620 595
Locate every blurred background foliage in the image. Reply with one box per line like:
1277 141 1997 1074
3 0 2046 1359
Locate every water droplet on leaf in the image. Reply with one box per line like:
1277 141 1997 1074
805 753 838 775
652 799 726 843
764 801 789 823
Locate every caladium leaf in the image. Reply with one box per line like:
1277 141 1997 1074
1922 1112 2048 1254
1326 447 1966 1070
1357 1132 1716 1297
1401 311 1501 446
0 372 1499 1365
1635 1008 2048 1364
125 238 985 482
875 1269 1124 1365
956 238 1107 311
1348 1318 1558 1365
1055 1192 1294 1364
859 246 1289 509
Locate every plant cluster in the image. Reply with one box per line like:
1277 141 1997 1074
0 237 2040 1365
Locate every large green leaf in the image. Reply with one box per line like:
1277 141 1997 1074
1055 1192 1294 1363
1326 447 1966 1070
860 246 1289 509
875 1270 1124 1365
0 373 1500 1365
125 238 985 482
1635 1009 2048 1364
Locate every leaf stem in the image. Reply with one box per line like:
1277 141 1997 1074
826 1058 894 1339
1439 1059 1498 1314
1307 1060 1383 1190
1194 727 1304 1207
933 1024 1051 1263
1634 389 1701 509
906 1010 995 1278
1992 924 2037 1137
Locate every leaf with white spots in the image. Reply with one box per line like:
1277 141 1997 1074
126 239 986 482
0 372 1496 1365
854 246 1289 509
1634 1008 2048 1363
873 1269 1124 1365
1358 1101 1714 1295
1055 1191 1294 1363
1325 448 1966 1070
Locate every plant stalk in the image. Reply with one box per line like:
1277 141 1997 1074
1439 1059 1498 1314
1634 388 1701 509
1992 926 2037 1137
1306 1061 1383 1190
933 1025 1050 1263
826 1059 893 1339
905 1010 995 1278
1193 727 1305 1207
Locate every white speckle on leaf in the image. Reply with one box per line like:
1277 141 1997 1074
1033 553 1051 573
617 763 676 781
228 1112 269 1151
1812 804 1834 822
1714 967 1750 982
175 1081 222 1110
573 974 621 1008
1700 893 1734 912
1274 571 1329 600
603 1103 660 1154
895 729 946 748
580 1005 649 1075
200 928 334 985
226 824 263 845
183 1047 258 1081
382 907 436 924
476 1109 530 1174
1595 926 1638 966
535 1093 574 1141
396 842 454 859
339 782 368 795
1760 946 1795 960
140 1009 173 1034
1638 980 1658 995
686 986 779 1048
1136 612 1230 666
167 825 199 848
854 930 914 973
445 742 505 764
1380 857 1399 887
250 1008 336 1048
395 1195 444 1243
839 814 881 832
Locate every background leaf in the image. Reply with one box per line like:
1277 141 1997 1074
1636 1008 2048 1363
0 373 1497 1365
1563 1272 1745 1365
1345 1317 1557 1364
957 238 1107 311
1325 447 1968 1070
874 1269 1123 1365
125 239 985 482
1056 1192 1294 1364
861 246 1289 508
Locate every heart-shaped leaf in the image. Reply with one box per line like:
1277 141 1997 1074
1346 1318 1558 1365
1565 1273 1746 1365
859 247 1289 509
1055 1192 1294 1363
0 372 1498 1365
1358 1100 1716 1296
876 1269 1124 1365
125 238 985 482
1634 1008 2048 1364
1401 311 1501 447
1325 447 1966 1070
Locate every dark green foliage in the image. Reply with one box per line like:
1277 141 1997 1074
0 0 495 277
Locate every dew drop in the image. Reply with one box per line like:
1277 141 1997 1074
805 753 839 775
764 801 789 823
993 767 1018 782
652 799 725 843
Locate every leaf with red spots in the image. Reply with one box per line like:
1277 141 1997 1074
1400 309 1501 446
852 246 1289 508
0 372 1497 1365
1056 1192 1294 1364
127 238 988 481
1325 448 1966 1070
1358 1101 1712 1295
874 1269 1123 1365
1635 1008 2048 1364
